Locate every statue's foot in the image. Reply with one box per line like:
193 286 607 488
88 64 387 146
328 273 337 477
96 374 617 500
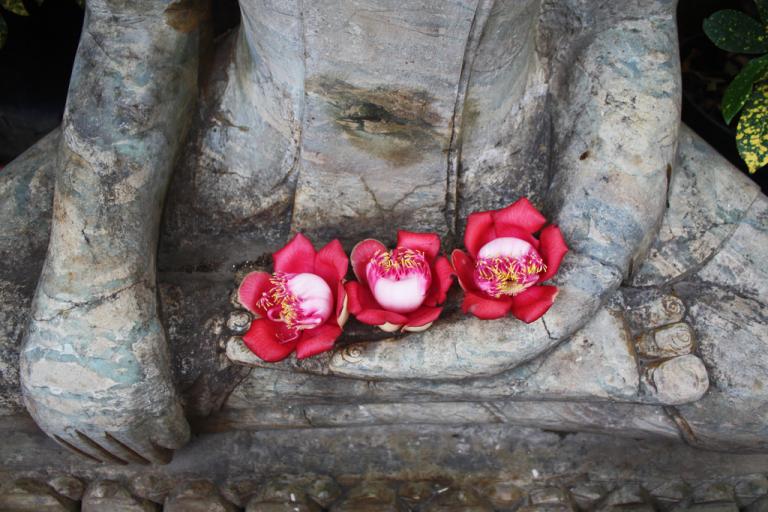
14 0 199 464
21 277 189 464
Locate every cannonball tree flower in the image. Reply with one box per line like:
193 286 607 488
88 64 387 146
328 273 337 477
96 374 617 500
238 234 349 362
451 198 568 323
346 231 454 332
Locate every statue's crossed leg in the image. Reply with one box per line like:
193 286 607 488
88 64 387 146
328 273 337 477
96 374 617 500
18 0 201 464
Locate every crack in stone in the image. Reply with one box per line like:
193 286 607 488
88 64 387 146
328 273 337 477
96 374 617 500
663 405 699 446
630 178 761 289
541 317 555 341
358 175 441 216
32 280 146 323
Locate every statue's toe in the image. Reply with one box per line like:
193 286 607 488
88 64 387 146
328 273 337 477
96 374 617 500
38 407 189 465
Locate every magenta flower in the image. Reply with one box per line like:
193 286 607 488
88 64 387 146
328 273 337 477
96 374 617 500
452 198 568 323
238 234 349 361
346 231 453 332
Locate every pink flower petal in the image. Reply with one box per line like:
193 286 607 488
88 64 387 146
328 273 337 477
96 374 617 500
404 305 443 329
237 271 272 314
369 271 430 314
537 225 568 282
492 197 547 235
273 233 316 274
451 249 478 292
461 290 513 320
350 239 387 283
345 281 380 314
464 211 497 258
424 256 454 306
492 224 540 250
285 273 334 327
356 308 410 326
336 282 349 329
315 239 349 281
396 230 441 262
242 318 297 362
296 324 342 359
335 281 349 327
509 285 558 323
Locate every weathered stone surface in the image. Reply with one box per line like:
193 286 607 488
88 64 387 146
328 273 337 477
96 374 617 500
424 488 494 512
0 478 77 512
569 483 608 510
160 3 301 270
226 310 252 335
292 0 469 243
246 499 320 512
520 506 575 512
0 129 56 280
398 480 436 504
648 480 690 505
672 283 768 451
522 306 639 401
164 480 238 512
331 480 400 512
493 401 679 439
0 281 35 416
458 0 551 223
474 479 526 509
600 484 647 509
642 355 709 406
602 505 654 512
19 0 201 463
129 473 172 505
696 195 768 304
0 0 765 478
158 276 249 418
305 475 342 508
747 497 768 512
635 322 695 360
0 130 56 417
692 482 735 504
244 475 318 511
622 290 686 336
735 475 768 507
208 396 681 443
46 475 84 502
82 480 158 512
327 248 621 380
632 125 761 287
547 2 679 276
4 418 768 501
679 503 739 512
228 297 639 403
530 487 571 505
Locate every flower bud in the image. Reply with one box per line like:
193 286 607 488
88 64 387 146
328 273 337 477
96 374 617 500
365 248 432 314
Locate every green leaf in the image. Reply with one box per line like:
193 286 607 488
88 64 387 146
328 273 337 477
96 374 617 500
0 0 29 16
0 13 6 49
736 82 768 173
75 0 83 7
723 54 768 123
756 0 768 25
703 10 768 54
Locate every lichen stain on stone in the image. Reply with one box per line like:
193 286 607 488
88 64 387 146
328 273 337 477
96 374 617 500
164 0 209 33
307 76 446 167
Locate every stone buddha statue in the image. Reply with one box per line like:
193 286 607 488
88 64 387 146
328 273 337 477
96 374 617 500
0 0 765 468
